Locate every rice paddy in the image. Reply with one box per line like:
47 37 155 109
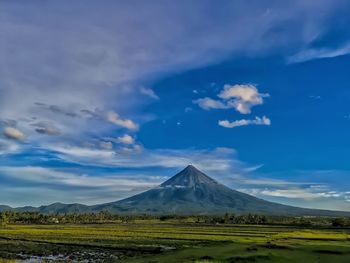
0 222 349 262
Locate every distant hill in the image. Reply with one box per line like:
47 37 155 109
1 165 350 216
0 205 13 212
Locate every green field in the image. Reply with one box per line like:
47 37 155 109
0 222 349 262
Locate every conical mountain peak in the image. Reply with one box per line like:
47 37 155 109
183 164 200 172
160 165 218 187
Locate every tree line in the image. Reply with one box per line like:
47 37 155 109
0 211 349 227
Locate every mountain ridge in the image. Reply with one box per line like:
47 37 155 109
1 165 350 216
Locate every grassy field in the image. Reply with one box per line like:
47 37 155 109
0 222 349 262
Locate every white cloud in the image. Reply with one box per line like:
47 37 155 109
219 84 267 101
193 97 229 110
218 116 271 128
194 84 269 114
219 84 270 114
100 141 113 150
194 85 271 130
3 127 26 140
120 144 143 154
116 134 135 145
107 111 139 131
140 87 159 100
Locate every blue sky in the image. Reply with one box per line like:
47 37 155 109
0 0 350 211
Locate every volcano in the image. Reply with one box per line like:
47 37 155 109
92 165 350 216
2 165 350 216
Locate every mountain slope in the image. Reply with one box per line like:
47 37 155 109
2 165 350 216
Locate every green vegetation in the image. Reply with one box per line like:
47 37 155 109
0 213 8 228
0 212 349 262
1 211 350 226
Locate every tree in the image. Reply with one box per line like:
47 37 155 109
0 213 9 228
332 218 348 227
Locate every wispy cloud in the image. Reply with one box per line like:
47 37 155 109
193 97 229 110
140 87 159 100
0 166 159 189
0 139 20 155
243 188 320 200
288 43 350 63
99 141 113 150
244 186 350 202
39 143 252 174
218 116 271 128
116 134 135 145
239 184 350 211
0 166 164 206
106 111 139 131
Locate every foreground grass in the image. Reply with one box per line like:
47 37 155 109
0 222 349 262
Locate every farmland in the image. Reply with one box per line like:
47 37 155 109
0 221 349 262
